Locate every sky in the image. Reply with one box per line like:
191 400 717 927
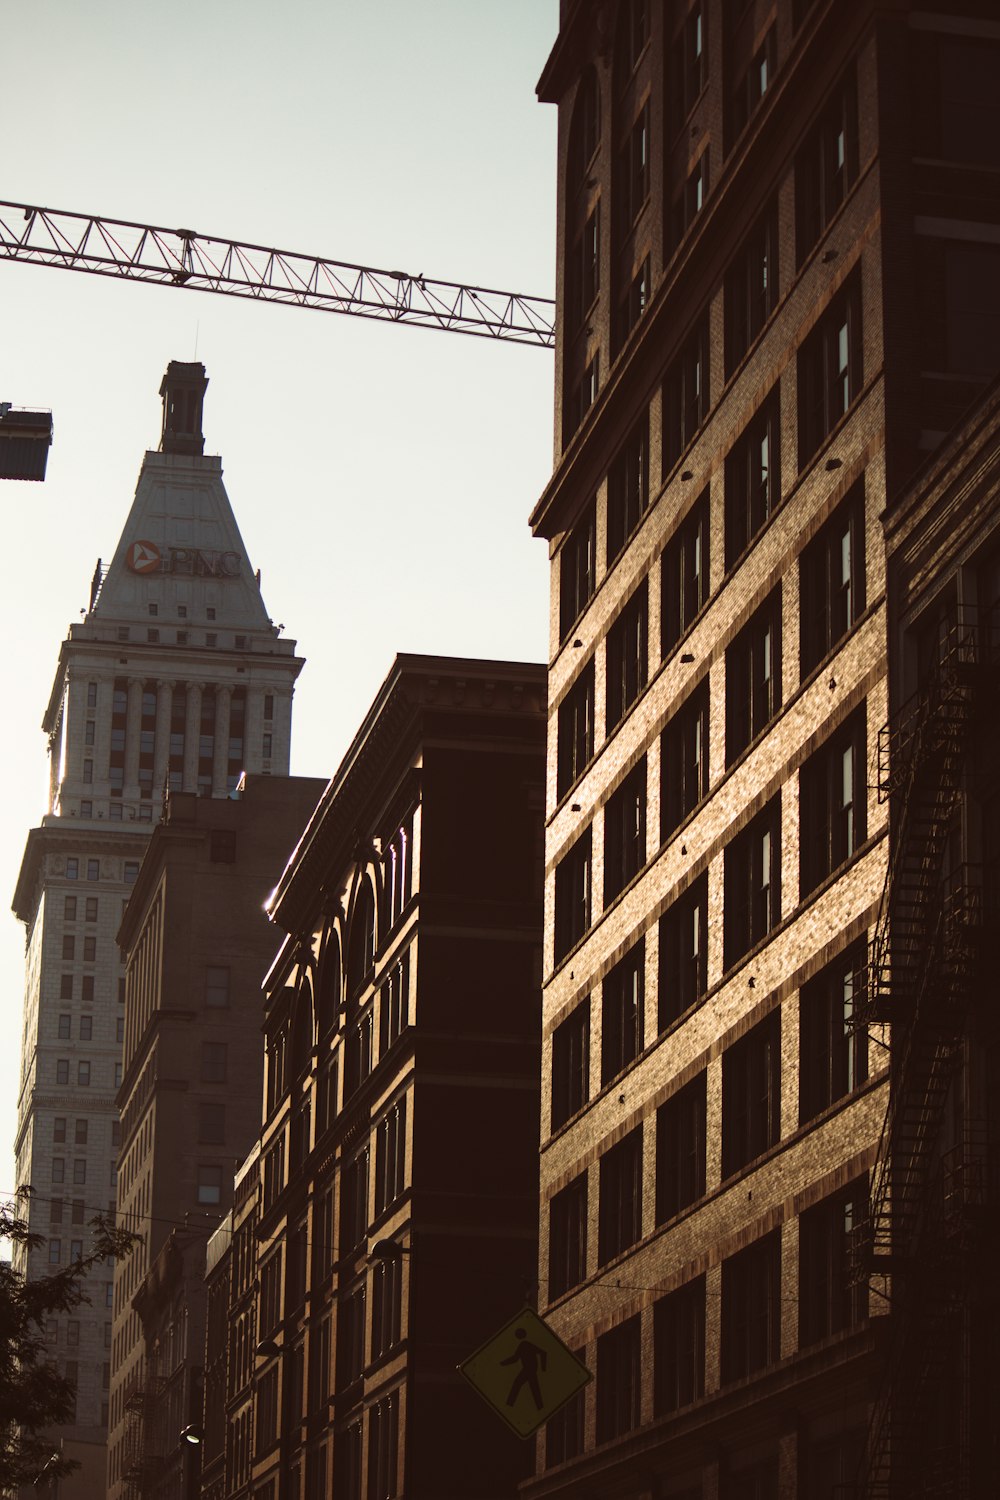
0 1 559 1196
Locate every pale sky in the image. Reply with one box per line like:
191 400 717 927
0 1 559 1193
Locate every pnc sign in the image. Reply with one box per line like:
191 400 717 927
127 539 240 578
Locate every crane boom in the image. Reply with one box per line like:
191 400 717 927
0 198 555 349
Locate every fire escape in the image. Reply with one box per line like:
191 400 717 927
851 605 999 1499
121 1373 165 1500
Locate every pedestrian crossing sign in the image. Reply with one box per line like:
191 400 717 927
458 1306 592 1439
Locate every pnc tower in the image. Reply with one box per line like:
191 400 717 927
12 362 304 1500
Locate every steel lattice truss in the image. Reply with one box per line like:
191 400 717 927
0 199 555 349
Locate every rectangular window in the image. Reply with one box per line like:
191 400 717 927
201 1042 228 1082
566 206 600 338
730 25 776 143
603 760 646 904
546 1374 586 1467
62 936 75 961
84 897 98 922
796 69 858 264
86 682 97 708
606 416 649 565
724 797 781 969
722 1010 781 1176
52 1158 65 1182
799 1178 868 1345
83 936 96 962
48 1239 61 1264
721 1230 781 1382
340 1148 370 1256
548 1173 588 1300
654 1276 705 1414
77 1062 90 1086
367 1392 399 1500
800 941 868 1122
661 680 709 838
64 896 77 921
554 828 592 964
66 858 78 880
669 151 708 252
559 501 597 641
656 1073 706 1222
800 708 867 897
670 4 705 135
82 760 93 784
74 1119 87 1145
613 254 650 354
197 1164 224 1206
198 1103 226 1144
72 1160 86 1185
72 1199 85 1224
86 859 100 882
659 874 708 1029
596 1315 641 1442
58 1015 71 1039
53 1118 66 1143
59 975 73 1002
618 104 650 234
601 940 644 1084
81 976 94 1004
725 390 781 569
205 966 230 1007
726 203 778 373
726 587 782 763
551 1002 590 1131
663 317 710 472
123 861 139 884
79 1016 92 1041
564 352 600 445
798 275 862 467
371 1256 402 1361
49 1198 63 1225
557 662 595 799
56 1060 69 1085
800 484 866 676
374 1097 407 1217
662 489 710 653
81 801 93 818
606 580 648 732
598 1126 643 1266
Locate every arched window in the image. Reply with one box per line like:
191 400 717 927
567 68 600 196
613 0 648 99
317 928 342 1038
347 880 376 996
290 979 313 1079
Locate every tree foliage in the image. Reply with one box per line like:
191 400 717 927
0 1193 137 1490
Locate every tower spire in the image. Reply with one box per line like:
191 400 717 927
159 360 208 456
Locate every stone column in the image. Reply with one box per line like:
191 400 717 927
152 681 174 801
212 685 232 796
245 688 266 774
183 682 203 792
123 678 144 799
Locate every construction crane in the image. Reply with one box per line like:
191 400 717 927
0 198 555 350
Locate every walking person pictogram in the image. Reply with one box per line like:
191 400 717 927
500 1327 548 1410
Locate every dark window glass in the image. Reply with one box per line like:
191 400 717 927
551 1002 590 1131
367 1392 398 1500
670 4 706 136
800 708 867 897
662 489 710 652
617 105 650 235
371 1255 402 1361
606 416 649 565
722 1010 781 1176
802 1428 867 1500
560 502 596 640
796 69 858 264
336 1281 366 1386
567 68 600 191
798 275 862 467
339 1149 370 1257
606 581 648 732
656 1073 706 1222
725 390 781 569
800 484 866 675
596 1315 641 1442
727 1457 779 1500
721 1230 780 1382
799 1178 868 1345
598 1127 643 1265
603 760 646 904
566 206 600 339
374 1097 406 1217
653 1276 705 1413
549 1173 588 1300
554 829 592 964
601 940 644 1084
564 353 600 446
659 874 708 1029
557 662 595 799
726 203 778 373
661 679 709 838
726 588 781 763
198 1103 226 1144
663 317 710 472
669 151 709 253
613 254 650 355
546 1371 586 1466
799 941 868 1122
730 25 776 143
724 797 781 969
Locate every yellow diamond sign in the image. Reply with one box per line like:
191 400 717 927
458 1306 592 1440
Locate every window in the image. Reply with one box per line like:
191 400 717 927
669 150 708 251
730 25 776 142
87 859 100 882
69 1241 82 1262
656 1073 706 1222
602 940 643 1084
722 1010 780 1176
81 801 93 818
568 67 600 191
564 353 600 445
596 1315 641 1442
62 936 75 961
560 502 596 641
548 1173 588 1300
64 896 77 921
123 861 139 884
74 1119 87 1145
546 1374 585 1467
205 966 230 1007
56 1060 69 1085
116 1017 125 1043
554 828 592 964
613 255 650 353
798 275 862 466
340 1148 370 1255
86 682 97 708
380 957 408 1055
81 976 94 1004
663 317 710 471
551 1003 589 1131
83 936 96 962
800 709 867 896
199 1103 226 1144
374 1097 406 1217
52 1159 65 1183
726 588 781 763
557 662 595 799
659 874 708 1029
72 1160 86 1185
800 942 868 1122
603 760 646 904
796 69 858 264
799 1179 868 1345
800 485 866 675
58 1015 71 1040
725 390 781 569
606 581 648 732
670 4 705 135
60 975 73 1001
617 104 650 235
661 680 709 838
85 897 98 922
53 1118 66 1143
71 1199 85 1224
82 760 93 784
65 858 79 882
201 1042 228 1082
371 1255 402 1361
197 1165 224 1206
48 1240 61 1265
77 1061 91 1086
662 489 710 651
728 1457 779 1500
721 1231 780 1382
725 798 781 970
263 693 274 719
566 207 600 339
654 1276 705 1413
606 417 649 565
598 1126 642 1265
367 1391 399 1500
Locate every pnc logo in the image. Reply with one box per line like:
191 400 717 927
126 540 241 578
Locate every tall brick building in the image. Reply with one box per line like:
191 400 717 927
527 3 999 1498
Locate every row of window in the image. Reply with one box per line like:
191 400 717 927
556 701 868 967
54 1058 121 1088
548 1180 866 1462
57 1014 124 1042
62 857 139 883
552 938 867 1135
